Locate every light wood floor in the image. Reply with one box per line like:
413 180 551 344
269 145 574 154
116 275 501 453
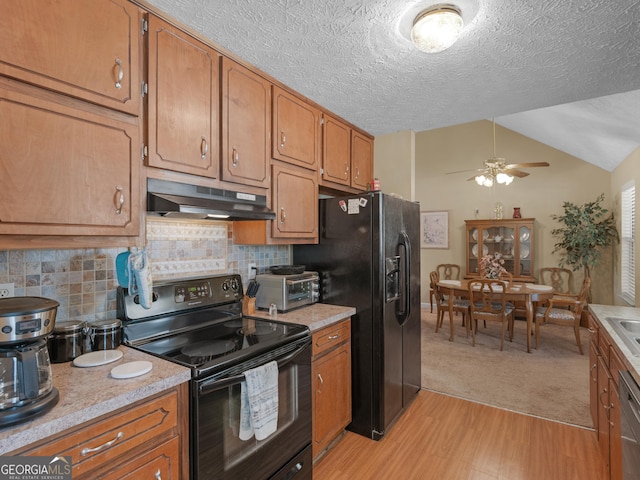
313 389 606 480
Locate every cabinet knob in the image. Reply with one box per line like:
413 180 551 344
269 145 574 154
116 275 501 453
113 58 123 89
200 137 208 159
113 186 125 214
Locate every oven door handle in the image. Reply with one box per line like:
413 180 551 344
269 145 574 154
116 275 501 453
198 342 310 395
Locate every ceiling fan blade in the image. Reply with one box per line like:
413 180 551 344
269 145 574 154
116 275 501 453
503 162 550 169
504 169 530 178
445 168 484 175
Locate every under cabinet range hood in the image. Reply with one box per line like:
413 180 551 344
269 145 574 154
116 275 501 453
147 179 276 221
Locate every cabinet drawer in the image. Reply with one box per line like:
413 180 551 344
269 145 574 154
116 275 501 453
20 390 178 478
313 320 350 357
100 436 181 480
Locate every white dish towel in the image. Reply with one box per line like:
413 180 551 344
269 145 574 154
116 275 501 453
239 360 279 441
128 247 153 309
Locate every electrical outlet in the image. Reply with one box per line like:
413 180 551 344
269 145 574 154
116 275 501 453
0 283 14 298
248 263 257 279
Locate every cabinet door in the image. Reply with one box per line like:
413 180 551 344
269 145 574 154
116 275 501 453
271 164 318 240
0 0 141 115
221 57 270 188
313 344 351 457
609 379 622 480
147 15 219 178
351 131 373 190
517 224 533 278
589 342 599 431
321 114 351 186
0 81 139 237
597 355 611 475
272 86 319 170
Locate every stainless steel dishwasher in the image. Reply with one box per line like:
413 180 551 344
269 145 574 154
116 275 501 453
619 371 640 478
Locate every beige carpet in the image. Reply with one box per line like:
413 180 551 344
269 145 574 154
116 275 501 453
420 307 592 428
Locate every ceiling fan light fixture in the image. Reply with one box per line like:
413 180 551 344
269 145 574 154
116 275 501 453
411 5 464 53
496 172 514 185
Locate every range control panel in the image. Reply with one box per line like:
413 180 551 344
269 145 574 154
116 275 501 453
119 274 244 321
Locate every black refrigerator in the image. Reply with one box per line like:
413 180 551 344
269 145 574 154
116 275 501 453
293 192 421 440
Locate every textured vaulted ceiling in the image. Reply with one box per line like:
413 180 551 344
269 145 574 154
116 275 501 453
145 0 640 172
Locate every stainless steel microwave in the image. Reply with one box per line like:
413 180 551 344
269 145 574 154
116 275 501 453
255 272 319 312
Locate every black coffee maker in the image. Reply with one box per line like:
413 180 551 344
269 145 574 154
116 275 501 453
0 297 60 427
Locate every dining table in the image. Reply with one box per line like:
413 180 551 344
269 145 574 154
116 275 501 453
437 279 554 353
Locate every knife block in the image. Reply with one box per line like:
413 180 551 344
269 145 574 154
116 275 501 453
243 296 256 315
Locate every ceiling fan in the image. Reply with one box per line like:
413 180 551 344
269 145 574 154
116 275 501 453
447 119 550 187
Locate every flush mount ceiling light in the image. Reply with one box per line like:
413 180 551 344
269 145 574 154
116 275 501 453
411 4 464 53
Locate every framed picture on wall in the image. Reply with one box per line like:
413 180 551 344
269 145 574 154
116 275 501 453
421 211 449 249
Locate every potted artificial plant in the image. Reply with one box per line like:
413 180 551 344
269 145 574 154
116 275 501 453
550 193 619 300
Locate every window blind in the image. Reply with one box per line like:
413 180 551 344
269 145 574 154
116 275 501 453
621 182 635 305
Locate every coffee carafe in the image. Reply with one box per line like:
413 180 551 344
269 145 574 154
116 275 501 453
0 297 60 427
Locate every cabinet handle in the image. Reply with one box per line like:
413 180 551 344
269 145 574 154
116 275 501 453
354 167 360 180
344 162 349 178
280 207 286 224
200 137 208 159
113 186 125 214
155 469 162 480
327 334 339 340
599 388 609 410
588 328 596 334
113 58 123 89
80 431 124 456
280 130 286 148
318 373 324 386
232 147 239 167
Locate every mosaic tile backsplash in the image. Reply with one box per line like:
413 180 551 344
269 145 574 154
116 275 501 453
0 219 290 322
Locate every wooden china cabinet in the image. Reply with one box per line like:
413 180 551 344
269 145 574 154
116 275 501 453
464 218 536 282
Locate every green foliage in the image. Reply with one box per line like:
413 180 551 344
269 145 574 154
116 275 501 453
550 194 619 278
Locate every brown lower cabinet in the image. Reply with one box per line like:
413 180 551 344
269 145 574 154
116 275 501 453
312 319 352 460
589 312 623 480
10 383 189 479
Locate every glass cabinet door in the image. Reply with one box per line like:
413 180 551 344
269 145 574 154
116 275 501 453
518 225 532 277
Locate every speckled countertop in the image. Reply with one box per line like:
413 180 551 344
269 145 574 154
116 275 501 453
590 304 640 383
247 303 355 332
0 346 190 455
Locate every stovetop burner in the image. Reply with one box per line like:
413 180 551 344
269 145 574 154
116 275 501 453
180 339 237 363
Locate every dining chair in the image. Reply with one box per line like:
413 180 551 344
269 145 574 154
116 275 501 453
468 279 514 351
430 271 470 338
534 276 591 354
539 267 574 295
429 264 461 313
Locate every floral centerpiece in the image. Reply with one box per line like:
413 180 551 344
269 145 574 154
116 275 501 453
479 252 508 279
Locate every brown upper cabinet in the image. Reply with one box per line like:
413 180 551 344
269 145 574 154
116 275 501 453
351 130 374 191
146 15 220 178
321 113 374 192
221 57 271 188
0 0 142 116
271 164 318 241
272 86 320 170
0 79 140 240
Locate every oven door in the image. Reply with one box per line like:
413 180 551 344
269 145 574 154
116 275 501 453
193 338 312 480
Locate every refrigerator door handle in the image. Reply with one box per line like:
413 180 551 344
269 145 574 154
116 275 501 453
396 231 411 325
